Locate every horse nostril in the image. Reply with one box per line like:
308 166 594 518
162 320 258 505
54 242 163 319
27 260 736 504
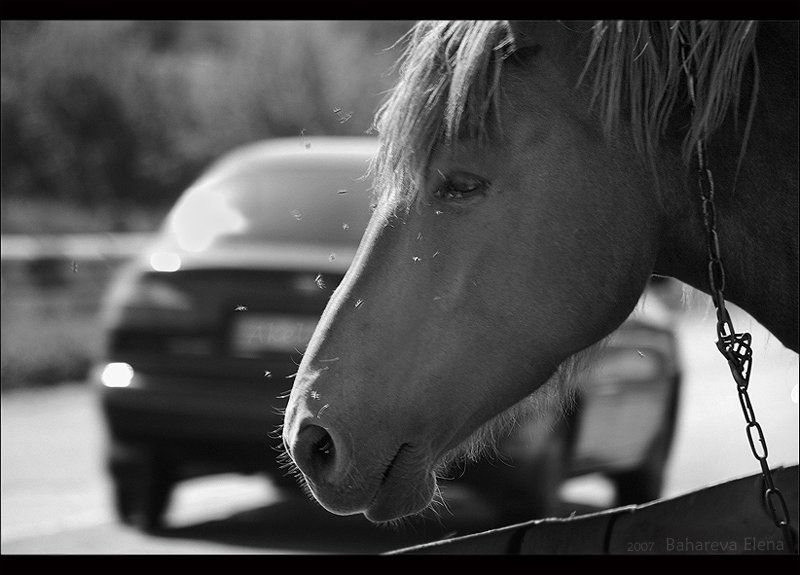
293 423 337 483
316 433 335 457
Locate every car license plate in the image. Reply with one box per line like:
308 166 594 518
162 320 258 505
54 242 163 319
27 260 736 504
232 314 319 355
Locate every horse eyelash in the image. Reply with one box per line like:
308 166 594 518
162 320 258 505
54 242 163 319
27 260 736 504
433 174 491 201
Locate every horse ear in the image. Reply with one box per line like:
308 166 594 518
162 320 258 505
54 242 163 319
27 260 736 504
508 20 592 56
508 20 542 53
508 21 539 49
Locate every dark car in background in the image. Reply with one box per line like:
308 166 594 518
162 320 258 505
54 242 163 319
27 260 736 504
472 305 682 523
93 137 681 531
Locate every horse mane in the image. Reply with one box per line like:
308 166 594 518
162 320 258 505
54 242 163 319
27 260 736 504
580 20 759 165
372 20 759 207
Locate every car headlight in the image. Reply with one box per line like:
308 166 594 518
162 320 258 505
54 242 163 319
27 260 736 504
149 251 182 272
106 271 193 312
99 362 134 388
101 268 195 329
127 279 192 311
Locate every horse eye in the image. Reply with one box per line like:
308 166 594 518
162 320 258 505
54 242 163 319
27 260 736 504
433 172 489 201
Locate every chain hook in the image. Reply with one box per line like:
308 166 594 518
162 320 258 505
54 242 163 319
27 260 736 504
678 23 796 554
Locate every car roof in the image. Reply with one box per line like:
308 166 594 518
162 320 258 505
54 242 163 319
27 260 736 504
197 137 379 188
147 137 380 272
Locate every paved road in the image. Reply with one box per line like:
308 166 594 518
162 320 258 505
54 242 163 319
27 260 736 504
2 305 797 554
0 384 494 554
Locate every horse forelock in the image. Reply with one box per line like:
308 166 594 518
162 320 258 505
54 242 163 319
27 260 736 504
370 21 514 211
370 20 760 210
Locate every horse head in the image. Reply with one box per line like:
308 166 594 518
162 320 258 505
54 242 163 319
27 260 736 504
283 21 797 522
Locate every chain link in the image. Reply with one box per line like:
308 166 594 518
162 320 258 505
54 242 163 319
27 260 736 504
678 33 797 554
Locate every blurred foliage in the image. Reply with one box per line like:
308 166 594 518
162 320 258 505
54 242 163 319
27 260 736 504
0 20 413 232
1 258 111 388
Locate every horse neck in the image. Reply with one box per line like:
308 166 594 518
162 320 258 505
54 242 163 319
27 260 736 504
653 22 799 353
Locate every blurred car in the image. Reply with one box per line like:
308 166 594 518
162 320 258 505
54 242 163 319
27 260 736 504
93 137 681 531
457 298 682 523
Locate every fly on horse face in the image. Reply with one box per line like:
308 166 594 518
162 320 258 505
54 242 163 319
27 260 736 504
283 21 798 523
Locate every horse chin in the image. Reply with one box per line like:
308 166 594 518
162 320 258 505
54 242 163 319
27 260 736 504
358 443 437 523
302 443 438 524
364 469 437 523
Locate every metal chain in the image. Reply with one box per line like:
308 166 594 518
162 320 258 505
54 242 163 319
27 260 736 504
678 32 797 554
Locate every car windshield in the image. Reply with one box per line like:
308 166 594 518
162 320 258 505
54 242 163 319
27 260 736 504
170 152 375 249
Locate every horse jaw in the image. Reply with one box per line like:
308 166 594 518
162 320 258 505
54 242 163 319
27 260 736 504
432 353 589 478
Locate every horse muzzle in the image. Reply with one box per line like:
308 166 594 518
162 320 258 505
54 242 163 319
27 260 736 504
283 417 365 515
284 411 436 521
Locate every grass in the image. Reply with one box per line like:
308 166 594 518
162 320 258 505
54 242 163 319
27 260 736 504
1 260 116 391
1 200 163 390
1 197 165 234
1 312 99 390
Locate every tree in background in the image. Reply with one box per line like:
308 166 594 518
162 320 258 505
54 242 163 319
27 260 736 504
0 20 413 232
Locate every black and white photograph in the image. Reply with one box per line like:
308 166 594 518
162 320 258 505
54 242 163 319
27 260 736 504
1 15 798 558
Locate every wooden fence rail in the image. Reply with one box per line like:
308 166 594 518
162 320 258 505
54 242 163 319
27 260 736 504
393 465 798 554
